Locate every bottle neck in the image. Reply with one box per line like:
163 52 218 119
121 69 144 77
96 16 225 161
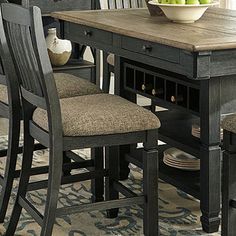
47 28 57 36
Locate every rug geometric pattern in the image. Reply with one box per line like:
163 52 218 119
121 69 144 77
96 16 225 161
0 136 220 235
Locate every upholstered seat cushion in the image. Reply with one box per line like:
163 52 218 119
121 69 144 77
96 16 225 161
222 114 236 133
0 84 8 104
33 94 160 136
0 73 102 105
107 53 114 66
54 73 102 98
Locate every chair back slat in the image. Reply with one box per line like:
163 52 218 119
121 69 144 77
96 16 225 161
1 3 62 134
0 6 21 109
100 0 145 9
3 5 44 97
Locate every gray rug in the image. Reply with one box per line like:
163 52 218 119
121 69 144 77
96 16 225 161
0 136 220 235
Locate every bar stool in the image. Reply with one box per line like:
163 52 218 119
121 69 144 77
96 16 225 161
1 3 160 236
0 1 102 223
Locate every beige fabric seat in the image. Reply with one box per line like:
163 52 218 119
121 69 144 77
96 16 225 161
0 84 8 104
107 53 114 66
0 73 102 104
33 93 160 136
222 114 236 133
54 73 102 98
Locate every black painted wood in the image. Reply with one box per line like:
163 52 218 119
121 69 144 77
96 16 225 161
105 146 119 218
0 0 24 223
11 0 98 81
98 0 145 93
199 78 221 233
50 7 236 234
2 4 159 236
222 130 236 236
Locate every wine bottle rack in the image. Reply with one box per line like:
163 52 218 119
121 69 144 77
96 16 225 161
123 62 200 114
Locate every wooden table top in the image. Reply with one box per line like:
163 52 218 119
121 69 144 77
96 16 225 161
51 7 236 52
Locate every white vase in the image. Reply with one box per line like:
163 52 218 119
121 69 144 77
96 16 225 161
45 28 72 66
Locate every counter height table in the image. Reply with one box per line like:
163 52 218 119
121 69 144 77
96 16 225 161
51 7 236 233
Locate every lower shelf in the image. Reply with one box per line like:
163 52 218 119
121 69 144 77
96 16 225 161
52 59 95 72
125 144 200 199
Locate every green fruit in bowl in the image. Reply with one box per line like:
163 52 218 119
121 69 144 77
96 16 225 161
186 0 199 4
176 0 185 4
170 0 177 3
199 0 211 3
161 0 170 3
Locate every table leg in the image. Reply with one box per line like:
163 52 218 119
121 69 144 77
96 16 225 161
200 78 221 233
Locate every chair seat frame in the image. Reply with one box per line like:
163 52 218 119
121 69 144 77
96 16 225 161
1 3 159 236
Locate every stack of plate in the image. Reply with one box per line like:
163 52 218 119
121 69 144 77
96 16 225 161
191 123 223 140
163 147 200 171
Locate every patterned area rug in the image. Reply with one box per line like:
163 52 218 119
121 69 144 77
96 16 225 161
0 136 220 236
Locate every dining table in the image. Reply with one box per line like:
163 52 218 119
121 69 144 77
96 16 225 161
51 6 236 233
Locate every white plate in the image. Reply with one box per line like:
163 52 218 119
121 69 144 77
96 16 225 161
163 157 200 171
164 147 199 161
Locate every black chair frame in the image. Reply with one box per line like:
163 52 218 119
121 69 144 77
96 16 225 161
0 0 47 223
0 0 102 223
1 3 159 236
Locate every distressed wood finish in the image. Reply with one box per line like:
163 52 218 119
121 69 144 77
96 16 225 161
0 0 47 223
99 0 146 93
50 7 236 233
2 4 159 236
51 8 236 52
222 130 236 236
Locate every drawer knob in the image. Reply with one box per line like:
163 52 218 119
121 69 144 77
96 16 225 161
171 95 184 103
142 45 152 52
84 30 92 37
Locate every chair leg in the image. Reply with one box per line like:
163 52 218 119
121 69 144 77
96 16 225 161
150 100 156 113
40 144 63 236
105 146 119 218
102 52 111 93
143 130 159 236
62 151 71 176
5 117 34 235
0 115 20 222
119 145 130 181
91 147 104 203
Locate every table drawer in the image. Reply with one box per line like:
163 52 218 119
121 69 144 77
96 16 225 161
121 36 180 64
64 23 113 46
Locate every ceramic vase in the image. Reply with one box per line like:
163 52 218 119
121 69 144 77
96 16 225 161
45 28 72 66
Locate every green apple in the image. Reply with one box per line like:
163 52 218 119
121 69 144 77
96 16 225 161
176 0 185 4
199 0 211 3
161 0 170 3
170 0 177 3
186 0 199 4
